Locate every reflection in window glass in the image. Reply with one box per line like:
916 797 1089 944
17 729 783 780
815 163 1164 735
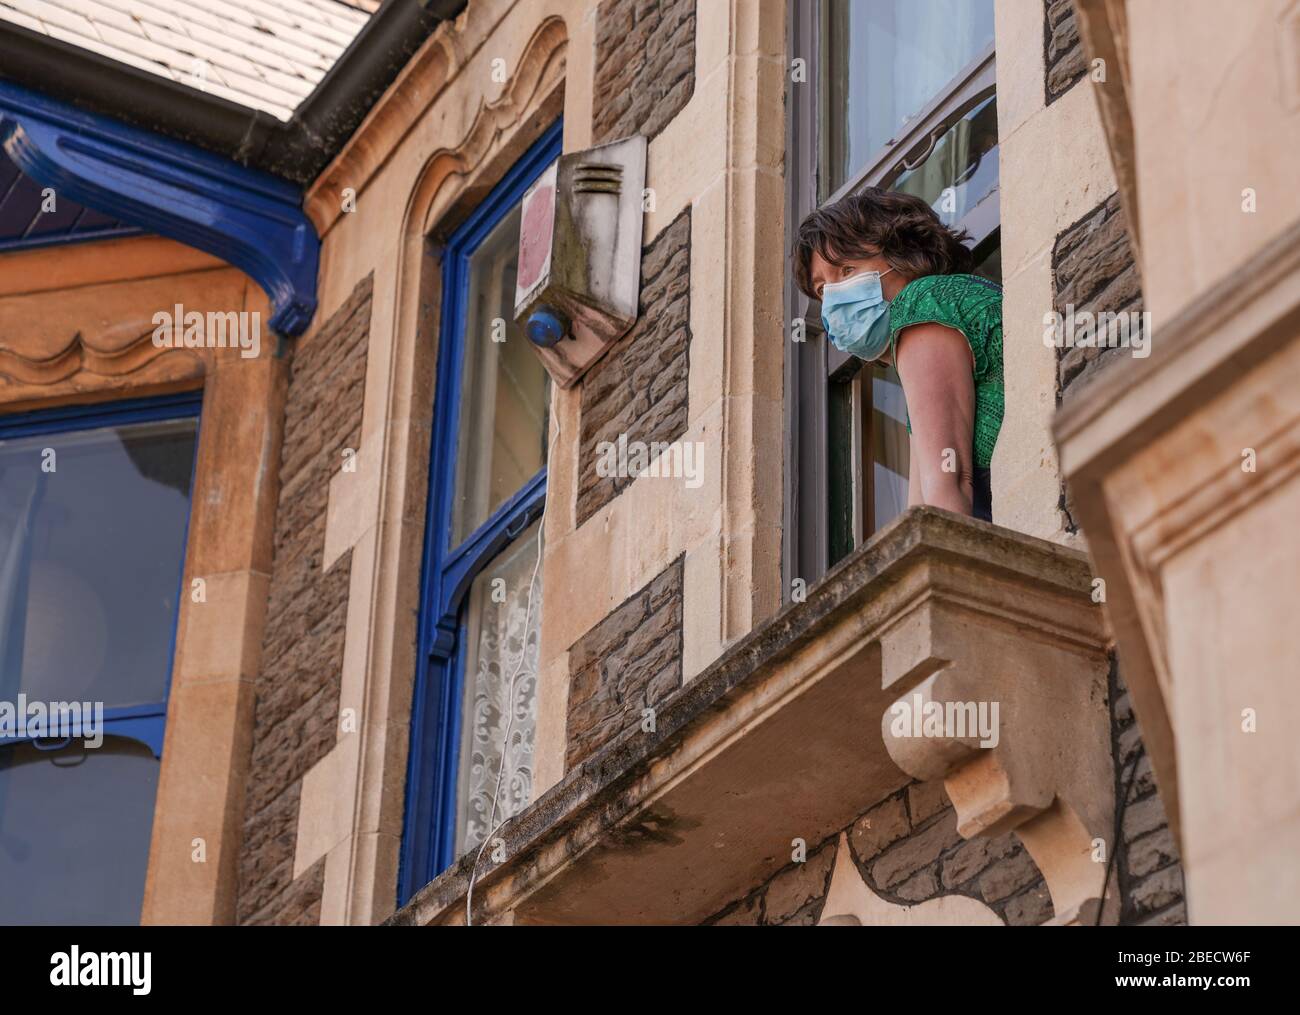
454 522 541 856
0 419 196 709
827 378 856 565
891 96 999 229
870 363 910 531
450 204 550 547
972 240 1002 284
820 0 995 198
0 736 160 924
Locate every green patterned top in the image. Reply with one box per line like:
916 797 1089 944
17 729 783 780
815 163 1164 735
888 273 1004 469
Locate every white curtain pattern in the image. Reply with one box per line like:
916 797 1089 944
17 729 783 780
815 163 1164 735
454 522 542 856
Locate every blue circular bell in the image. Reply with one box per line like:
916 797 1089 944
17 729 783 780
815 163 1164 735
526 306 568 348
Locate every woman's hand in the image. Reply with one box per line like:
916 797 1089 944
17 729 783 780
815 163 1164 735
895 322 977 516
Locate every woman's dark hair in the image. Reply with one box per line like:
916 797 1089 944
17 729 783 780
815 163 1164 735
793 187 974 298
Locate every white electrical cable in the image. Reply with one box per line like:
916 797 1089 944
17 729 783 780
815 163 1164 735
465 408 556 926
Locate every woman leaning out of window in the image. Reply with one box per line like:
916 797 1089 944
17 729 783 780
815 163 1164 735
793 187 1003 521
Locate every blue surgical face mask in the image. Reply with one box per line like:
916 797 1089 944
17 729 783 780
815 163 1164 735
820 268 895 361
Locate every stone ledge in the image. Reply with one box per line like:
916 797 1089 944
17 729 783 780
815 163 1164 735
388 508 1107 926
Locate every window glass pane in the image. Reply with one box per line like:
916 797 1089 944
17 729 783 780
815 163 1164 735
0 735 159 924
0 418 197 709
972 235 1002 284
827 377 856 565
870 363 910 531
450 204 550 547
890 95 999 231
454 521 541 857
820 0 995 198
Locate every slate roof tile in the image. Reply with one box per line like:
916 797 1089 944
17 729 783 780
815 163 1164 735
0 0 375 121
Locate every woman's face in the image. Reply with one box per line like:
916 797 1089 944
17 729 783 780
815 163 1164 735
808 250 910 301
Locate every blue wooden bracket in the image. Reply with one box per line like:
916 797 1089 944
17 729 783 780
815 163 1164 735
0 81 319 336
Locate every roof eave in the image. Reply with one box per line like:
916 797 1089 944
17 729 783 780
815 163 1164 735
0 0 467 187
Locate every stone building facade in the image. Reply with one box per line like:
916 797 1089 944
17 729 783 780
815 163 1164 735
0 0 1294 927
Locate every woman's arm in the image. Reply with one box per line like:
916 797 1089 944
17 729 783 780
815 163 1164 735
894 323 977 516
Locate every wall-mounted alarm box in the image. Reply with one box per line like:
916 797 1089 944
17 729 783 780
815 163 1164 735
513 134 647 388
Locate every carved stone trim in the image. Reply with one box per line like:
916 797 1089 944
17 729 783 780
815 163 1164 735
417 17 568 238
0 328 203 390
306 16 568 238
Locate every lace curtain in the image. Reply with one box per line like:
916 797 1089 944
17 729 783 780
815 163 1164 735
455 522 542 856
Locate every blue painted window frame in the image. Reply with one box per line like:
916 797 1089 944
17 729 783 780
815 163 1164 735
0 390 202 758
398 121 562 905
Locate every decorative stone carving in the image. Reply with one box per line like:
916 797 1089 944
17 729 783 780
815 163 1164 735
0 327 203 395
878 584 1115 923
306 16 568 238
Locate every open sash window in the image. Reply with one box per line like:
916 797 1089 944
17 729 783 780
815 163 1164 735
786 0 1001 583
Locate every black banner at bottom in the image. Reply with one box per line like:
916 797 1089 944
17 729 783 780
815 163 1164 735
0 924 1288 1000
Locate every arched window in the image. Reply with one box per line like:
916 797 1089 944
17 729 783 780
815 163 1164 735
399 122 561 903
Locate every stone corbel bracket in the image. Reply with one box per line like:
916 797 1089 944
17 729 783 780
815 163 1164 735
0 80 318 336
879 550 1115 924
387 509 1115 926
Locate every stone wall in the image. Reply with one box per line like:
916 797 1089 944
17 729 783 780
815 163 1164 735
1045 0 1087 104
565 555 684 770
576 209 691 524
1111 663 1188 925
707 781 1053 926
1052 192 1143 399
1052 191 1143 531
236 275 373 925
592 0 696 144
1049 193 1187 925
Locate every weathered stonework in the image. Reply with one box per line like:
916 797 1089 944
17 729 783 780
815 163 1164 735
389 510 1108 926
577 209 691 524
236 275 373 925
1052 192 1143 530
1045 0 1087 104
1111 664 1187 925
592 0 696 144
1053 192 1143 398
706 782 1053 926
565 555 684 770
